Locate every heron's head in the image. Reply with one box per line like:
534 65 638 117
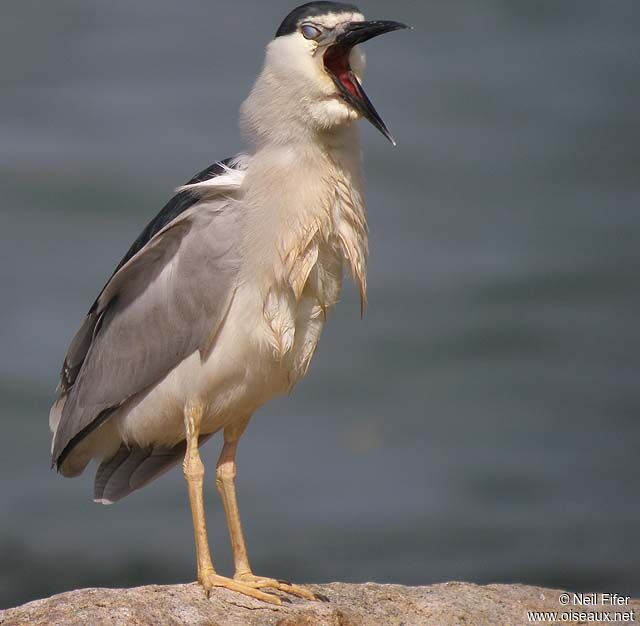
241 1 408 146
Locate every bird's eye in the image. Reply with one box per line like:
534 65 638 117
301 24 321 40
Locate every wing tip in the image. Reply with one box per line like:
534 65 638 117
93 497 115 505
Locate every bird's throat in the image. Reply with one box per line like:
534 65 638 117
323 44 360 98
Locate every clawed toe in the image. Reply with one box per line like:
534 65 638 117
234 573 321 601
198 571 282 605
197 569 321 605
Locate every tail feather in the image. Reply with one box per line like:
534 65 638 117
93 434 212 504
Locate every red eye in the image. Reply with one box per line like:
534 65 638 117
301 24 321 40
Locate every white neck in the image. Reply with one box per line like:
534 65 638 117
237 46 368 314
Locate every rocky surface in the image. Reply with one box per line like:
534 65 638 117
1 582 637 626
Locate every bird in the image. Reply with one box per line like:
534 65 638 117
50 1 408 605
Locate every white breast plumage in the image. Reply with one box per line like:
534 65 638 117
261 159 368 387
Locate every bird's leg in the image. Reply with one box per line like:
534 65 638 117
216 422 322 602
215 428 251 576
182 401 280 604
183 402 214 578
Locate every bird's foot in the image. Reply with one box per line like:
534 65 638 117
198 568 282 605
235 572 328 601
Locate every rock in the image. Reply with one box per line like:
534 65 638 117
0 582 637 626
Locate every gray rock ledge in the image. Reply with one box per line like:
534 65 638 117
1 582 638 626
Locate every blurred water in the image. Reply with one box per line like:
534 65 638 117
1 0 639 609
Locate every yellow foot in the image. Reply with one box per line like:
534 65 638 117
198 569 282 605
234 572 328 602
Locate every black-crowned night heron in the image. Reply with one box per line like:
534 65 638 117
50 1 408 605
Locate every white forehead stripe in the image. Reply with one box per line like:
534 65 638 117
312 11 365 28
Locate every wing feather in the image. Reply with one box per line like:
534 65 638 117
94 435 212 504
51 157 247 469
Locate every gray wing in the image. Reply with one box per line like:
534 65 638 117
51 158 247 469
93 434 213 504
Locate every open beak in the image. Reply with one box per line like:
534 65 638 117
323 20 409 145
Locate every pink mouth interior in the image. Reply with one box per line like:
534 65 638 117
323 45 360 98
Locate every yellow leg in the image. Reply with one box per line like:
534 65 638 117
182 402 281 604
216 420 325 602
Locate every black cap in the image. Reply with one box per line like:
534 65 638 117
275 1 360 38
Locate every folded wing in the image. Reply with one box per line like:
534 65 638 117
50 156 248 471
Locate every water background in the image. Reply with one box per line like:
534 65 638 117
1 0 639 609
